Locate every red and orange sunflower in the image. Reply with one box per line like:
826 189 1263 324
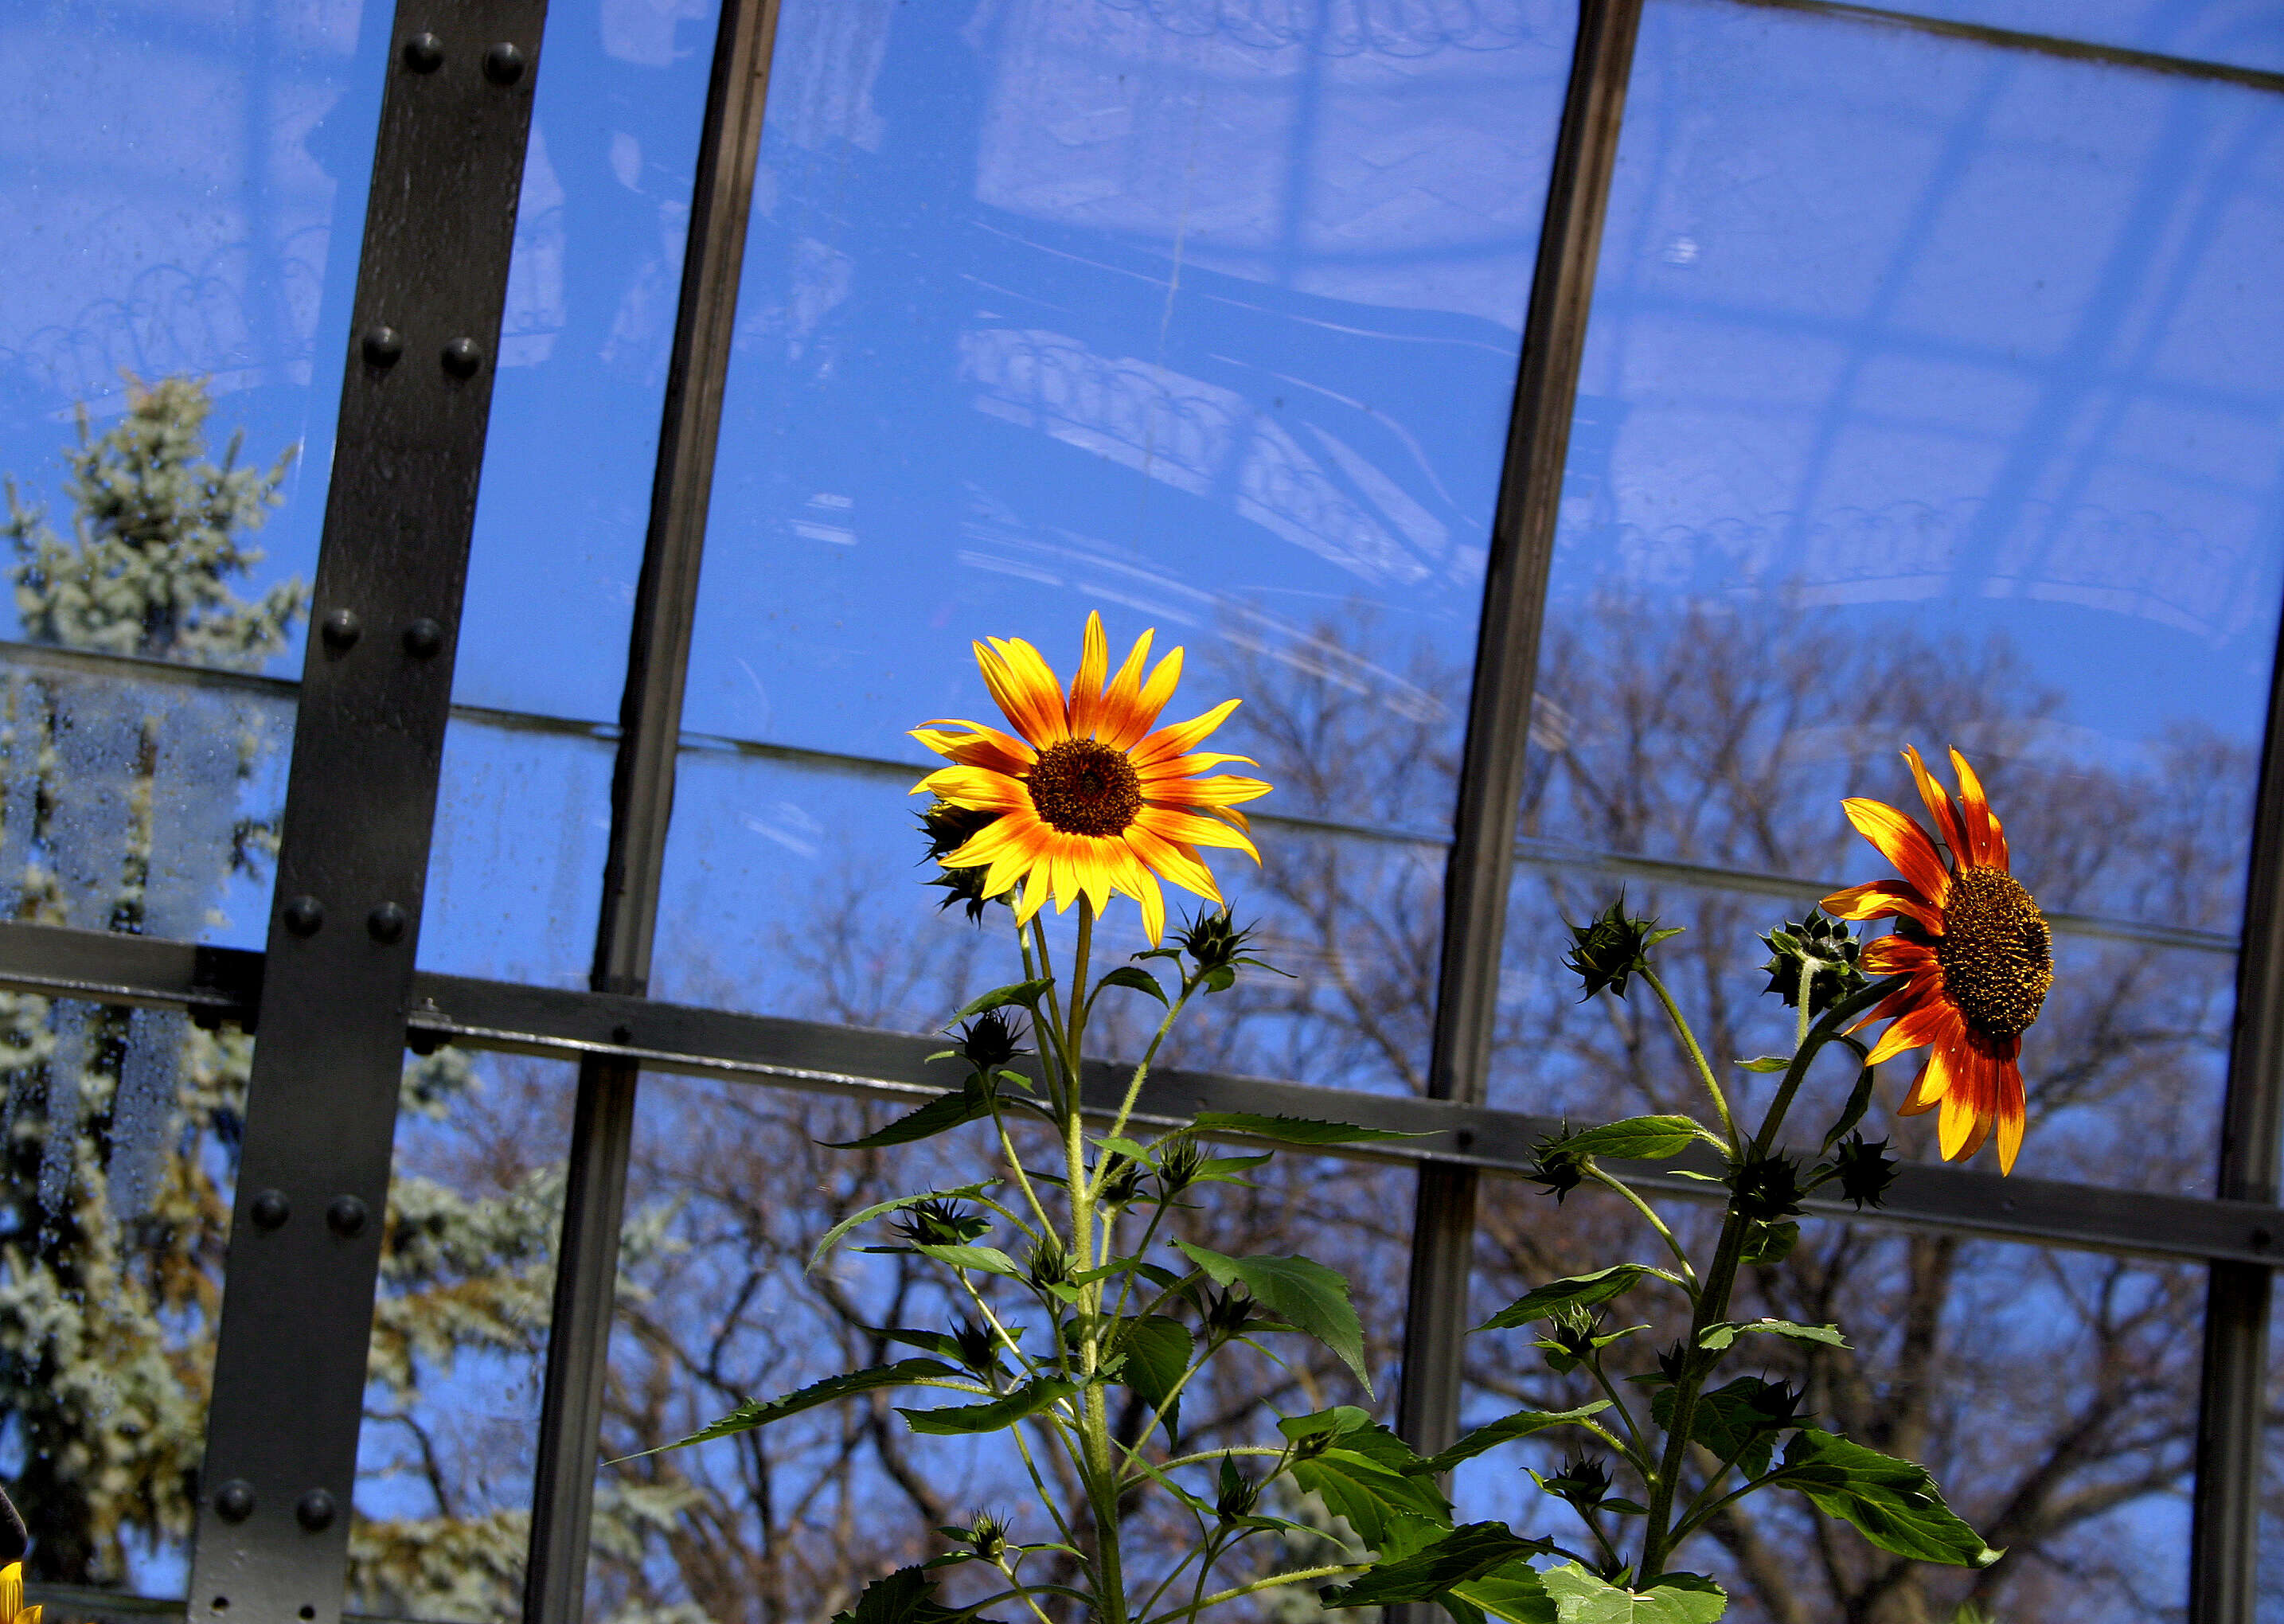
1822 746 2052 1174
912 614 1272 944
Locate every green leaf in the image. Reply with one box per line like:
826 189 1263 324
1280 1409 1451 1545
830 1564 1006 1624
822 1082 991 1150
627 1360 960 1458
1739 1220 1800 1265
1735 1056 1790 1073
1558 1116 1713 1161
1820 1064 1882 1154
1477 1266 1650 1331
1094 966 1169 1006
1538 1563 1726 1623
951 978 1056 1021
912 1243 1022 1278
809 1184 992 1269
1698 1318 1846 1352
1650 1378 1796 1481
1450 1566 1562 1624
1319 1524 1552 1608
1114 1314 1193 1442
1192 1111 1429 1146
1410 1403 1611 1474
899 1376 1076 1435
1176 1240 1373 1393
1775 1429 2002 1567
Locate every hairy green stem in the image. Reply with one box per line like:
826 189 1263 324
1751 975 1903 1160
1642 967 1738 1152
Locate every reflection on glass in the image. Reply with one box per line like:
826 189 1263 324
2 1002 252 1596
349 1048 573 1621
1 0 385 668
1463 1201 2200 1620
1878 0 2284 76
585 1071 1408 1619
452 0 724 722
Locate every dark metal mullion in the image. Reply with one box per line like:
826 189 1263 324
518 4 783 1622
2190 622 2284 1620
1395 0 1647 1464
187 6 549 1622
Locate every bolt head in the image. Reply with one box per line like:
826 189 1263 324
320 609 361 650
400 31 443 71
326 1195 369 1238
367 900 408 943
249 1189 290 1231
440 337 482 379
295 1489 336 1532
283 895 324 937
402 618 447 658
483 41 526 84
214 1481 256 1523
359 326 401 368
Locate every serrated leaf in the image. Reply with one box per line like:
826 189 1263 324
1558 1117 1712 1161
1538 1563 1725 1623
822 1082 992 1150
1735 1056 1790 1073
1451 1567 1562 1624
1279 1410 1450 1545
1775 1430 2001 1566
627 1360 961 1458
1176 1240 1372 1393
951 978 1056 1021
1739 1221 1799 1265
1094 965 1169 1006
899 1376 1076 1435
1319 1524 1552 1607
830 1564 1008 1624
1410 1403 1611 1474
1114 1314 1193 1442
1192 1111 1429 1146
1477 1266 1650 1331
1650 1378 1795 1481
809 1184 992 1270
1698 1318 1845 1351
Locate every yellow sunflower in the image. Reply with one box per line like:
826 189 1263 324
2 1563 41 1624
1823 746 2052 1174
912 613 1271 945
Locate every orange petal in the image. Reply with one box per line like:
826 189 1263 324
1123 824 1221 902
1131 863 1166 946
1107 646 1185 751
916 763 1030 811
1903 744 1969 869
1864 997 1959 1067
1843 798 1952 906
1995 1056 2027 1175
1134 698 1243 768
1068 613 1110 740
1137 749 1259 779
1147 772 1275 808
977 639 1067 747
1938 1087 1978 1160
1897 1056 1942 1115
1095 627 1157 744
912 721 1037 777
1859 936 1938 976
1949 749 2008 872
1137 804 1260 857
1826 880 1945 935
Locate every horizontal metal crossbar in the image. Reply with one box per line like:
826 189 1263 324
1 918 2272 1269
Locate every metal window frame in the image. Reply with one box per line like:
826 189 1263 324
13 0 2275 1620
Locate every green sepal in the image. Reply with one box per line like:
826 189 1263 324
1477 1266 1650 1331
1176 1240 1373 1393
1774 1429 2002 1567
625 1360 962 1458
1407 1402 1611 1475
899 1376 1076 1435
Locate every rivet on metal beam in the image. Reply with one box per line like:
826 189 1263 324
359 327 402 369
213 1482 255 1524
326 1196 369 1238
440 337 482 379
367 901 408 944
320 609 361 651
249 1189 291 1232
283 896 324 937
401 32 444 72
295 1489 336 1532
483 42 526 84
402 619 447 659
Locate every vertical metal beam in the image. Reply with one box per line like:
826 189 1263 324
187 6 548 1623
2190 625 2284 1621
1396 0 1647 1461
520 4 783 1621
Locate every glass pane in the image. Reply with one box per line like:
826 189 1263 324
1880 0 2284 77
417 715 612 986
3 0 387 679
451 0 725 723
2 1001 255 1598
581 1072 1409 1618
654 0 1582 1064
348 1046 575 1620
1505 0 2284 1165
1464 1197 2200 1619
0 660 295 951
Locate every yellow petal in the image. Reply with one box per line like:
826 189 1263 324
1068 611 1110 740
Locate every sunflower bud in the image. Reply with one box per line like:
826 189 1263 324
1177 908 1253 971
1832 1132 1899 1211
1156 1132 1204 1195
1538 1454 1611 1512
1216 1459 1261 1521
955 1009 1028 1073
1539 1305 1603 1373
920 800 1001 923
951 1318 1002 1375
1727 1152 1806 1223
896 1199 987 1248
1525 1123 1585 1204
1564 896 1678 1001
1098 1152 1146 1208
956 1510 1009 1562
1201 1286 1262 1341
1025 1237 1070 1290
1759 912 1866 1017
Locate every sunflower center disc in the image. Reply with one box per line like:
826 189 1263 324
1028 738 1143 837
1935 866 2053 1040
